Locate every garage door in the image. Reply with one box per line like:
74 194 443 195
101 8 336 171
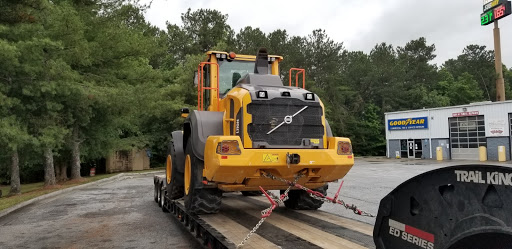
449 115 486 160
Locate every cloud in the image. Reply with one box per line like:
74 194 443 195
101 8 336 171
142 0 512 66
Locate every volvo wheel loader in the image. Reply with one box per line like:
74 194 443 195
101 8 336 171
164 48 354 214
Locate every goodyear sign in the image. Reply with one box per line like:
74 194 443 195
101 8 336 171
388 117 428 130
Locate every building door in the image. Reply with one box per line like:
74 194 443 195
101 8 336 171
449 115 486 160
408 141 415 158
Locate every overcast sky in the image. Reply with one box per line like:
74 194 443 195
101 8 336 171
141 0 512 66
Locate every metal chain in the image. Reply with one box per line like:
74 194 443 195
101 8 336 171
261 171 375 217
236 173 304 248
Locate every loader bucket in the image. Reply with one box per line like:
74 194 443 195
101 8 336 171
374 165 512 249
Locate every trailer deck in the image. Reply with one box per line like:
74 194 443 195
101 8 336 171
164 192 375 249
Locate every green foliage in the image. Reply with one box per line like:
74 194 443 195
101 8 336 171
0 5 506 183
437 70 484 105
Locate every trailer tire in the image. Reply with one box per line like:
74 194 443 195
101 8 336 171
161 189 169 213
154 183 159 203
283 185 328 210
241 191 262 196
166 141 184 199
184 140 222 214
157 183 163 207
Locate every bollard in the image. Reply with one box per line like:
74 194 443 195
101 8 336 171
498 146 506 162
90 167 96 176
436 147 443 161
479 146 487 161
395 151 400 159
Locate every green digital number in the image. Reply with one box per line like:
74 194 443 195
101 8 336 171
481 11 493 25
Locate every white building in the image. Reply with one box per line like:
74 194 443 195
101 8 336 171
385 101 512 161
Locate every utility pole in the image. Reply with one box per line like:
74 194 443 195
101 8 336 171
481 0 510 101
493 20 506 101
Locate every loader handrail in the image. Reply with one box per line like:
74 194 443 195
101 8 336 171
197 62 220 111
289 68 305 89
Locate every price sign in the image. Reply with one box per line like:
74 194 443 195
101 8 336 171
481 1 512 25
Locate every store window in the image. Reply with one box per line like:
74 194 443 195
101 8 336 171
449 115 486 149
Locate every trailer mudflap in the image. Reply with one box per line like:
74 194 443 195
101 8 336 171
374 165 512 249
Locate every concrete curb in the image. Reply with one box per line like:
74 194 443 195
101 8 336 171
0 170 163 219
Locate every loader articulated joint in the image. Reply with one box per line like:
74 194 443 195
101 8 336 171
286 152 300 165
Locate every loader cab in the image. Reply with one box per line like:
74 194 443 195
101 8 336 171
197 51 282 111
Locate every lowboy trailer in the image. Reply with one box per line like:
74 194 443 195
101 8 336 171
155 164 512 249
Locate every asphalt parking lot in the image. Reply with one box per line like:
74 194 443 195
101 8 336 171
0 174 201 249
321 158 512 225
0 158 509 248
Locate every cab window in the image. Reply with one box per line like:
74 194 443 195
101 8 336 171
218 60 255 94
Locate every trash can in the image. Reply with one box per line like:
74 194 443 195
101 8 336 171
498 146 506 162
436 147 443 161
479 146 487 162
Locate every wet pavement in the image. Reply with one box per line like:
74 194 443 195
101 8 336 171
0 174 201 249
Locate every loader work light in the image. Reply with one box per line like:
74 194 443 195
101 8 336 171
337 141 352 155
305 93 315 100
216 140 241 155
257 91 268 99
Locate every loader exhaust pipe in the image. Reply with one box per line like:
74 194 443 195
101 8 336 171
254 48 269 74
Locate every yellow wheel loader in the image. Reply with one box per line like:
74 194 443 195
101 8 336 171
165 48 354 214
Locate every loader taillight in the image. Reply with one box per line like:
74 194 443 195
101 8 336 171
337 141 352 155
216 140 241 155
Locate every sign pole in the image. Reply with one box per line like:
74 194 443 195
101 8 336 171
493 20 506 101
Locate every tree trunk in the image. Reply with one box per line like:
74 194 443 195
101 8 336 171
56 161 68 182
71 127 81 179
54 161 60 181
10 149 21 195
44 147 56 186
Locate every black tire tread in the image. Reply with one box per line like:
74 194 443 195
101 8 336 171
283 185 328 210
186 188 222 214
184 140 222 214
167 141 185 200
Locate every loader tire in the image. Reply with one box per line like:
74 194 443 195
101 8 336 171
283 185 328 210
184 140 222 214
242 191 262 196
166 141 184 200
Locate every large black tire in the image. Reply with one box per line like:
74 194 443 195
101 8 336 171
166 141 184 200
241 191 262 196
282 185 328 210
184 140 222 214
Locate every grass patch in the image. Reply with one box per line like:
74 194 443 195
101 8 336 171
0 173 119 212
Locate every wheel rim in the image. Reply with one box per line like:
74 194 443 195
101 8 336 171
157 184 161 202
161 189 165 206
166 155 172 184
185 155 191 195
